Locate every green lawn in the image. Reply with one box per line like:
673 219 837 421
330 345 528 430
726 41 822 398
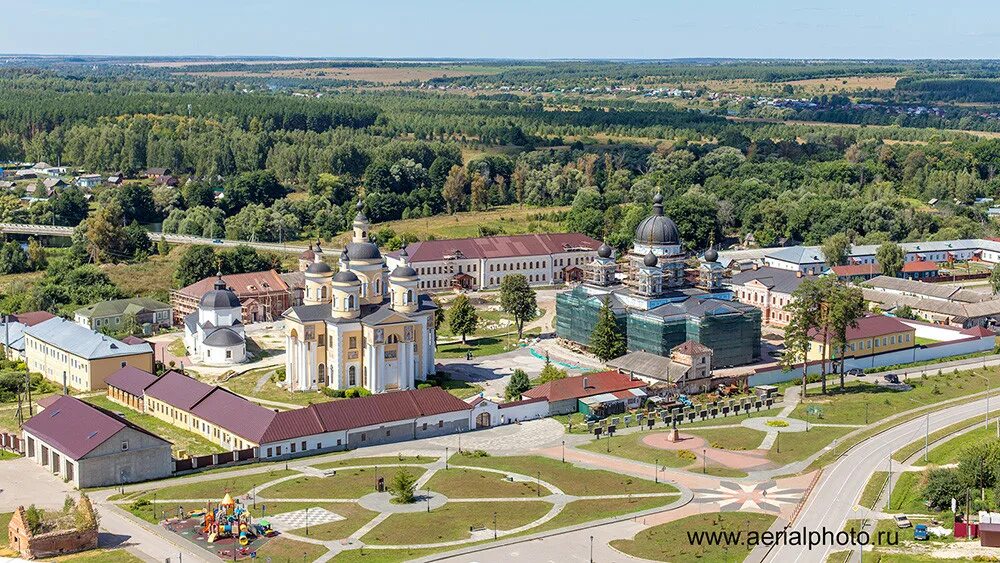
82 395 221 457
893 416 984 462
360 501 552 545
888 471 927 514
424 468 549 498
261 468 425 500
142 468 297 500
610 512 777 562
927 423 999 465
529 496 678 534
860 471 889 509
223 367 334 407
436 329 540 359
312 456 436 470
766 426 853 466
686 427 768 451
438 309 521 340
0 449 19 460
576 432 697 468
253 537 329 562
450 454 678 496
51 549 145 563
266 502 378 541
0 511 10 548
795 369 1000 426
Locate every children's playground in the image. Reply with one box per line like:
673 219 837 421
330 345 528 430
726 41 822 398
162 492 278 560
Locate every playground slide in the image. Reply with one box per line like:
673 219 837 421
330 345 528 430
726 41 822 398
207 532 217 544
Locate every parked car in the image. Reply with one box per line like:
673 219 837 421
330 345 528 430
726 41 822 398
885 373 901 385
913 524 928 540
894 515 912 528
847 368 865 377
212 238 224 244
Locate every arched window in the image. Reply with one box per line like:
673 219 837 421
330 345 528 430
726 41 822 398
387 334 399 344
320 286 327 299
348 294 356 309
406 289 413 303
318 364 326 383
348 366 357 386
375 279 380 293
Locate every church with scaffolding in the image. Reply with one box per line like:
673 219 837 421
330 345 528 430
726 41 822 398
555 194 761 367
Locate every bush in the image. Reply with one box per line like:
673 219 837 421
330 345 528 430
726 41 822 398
417 383 432 389
343 386 372 399
321 387 345 398
458 449 489 458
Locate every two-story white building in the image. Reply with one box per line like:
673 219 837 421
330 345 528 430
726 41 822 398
385 233 602 292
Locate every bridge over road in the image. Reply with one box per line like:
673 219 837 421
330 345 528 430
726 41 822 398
0 222 316 254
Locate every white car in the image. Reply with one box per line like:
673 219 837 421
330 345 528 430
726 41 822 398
894 515 912 528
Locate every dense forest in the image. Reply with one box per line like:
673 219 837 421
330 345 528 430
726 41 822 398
0 62 999 265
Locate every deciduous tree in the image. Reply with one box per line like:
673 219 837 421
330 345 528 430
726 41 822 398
499 274 536 340
448 295 478 344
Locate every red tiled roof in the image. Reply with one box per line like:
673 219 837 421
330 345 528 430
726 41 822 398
808 315 912 342
106 366 158 397
143 370 214 410
177 270 289 299
22 395 168 459
13 311 56 327
499 396 547 409
523 371 646 403
902 261 939 272
673 340 711 355
831 263 882 277
961 326 995 337
189 388 277 444
390 233 601 262
120 336 147 345
259 387 471 444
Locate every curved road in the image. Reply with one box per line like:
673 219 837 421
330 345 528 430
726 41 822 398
766 394 993 562
0 222 313 254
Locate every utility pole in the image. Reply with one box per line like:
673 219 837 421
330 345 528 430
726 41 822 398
925 413 929 463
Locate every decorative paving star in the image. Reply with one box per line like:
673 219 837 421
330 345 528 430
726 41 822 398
691 480 804 513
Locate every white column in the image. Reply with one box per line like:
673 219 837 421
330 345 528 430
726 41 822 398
407 341 416 389
284 335 293 388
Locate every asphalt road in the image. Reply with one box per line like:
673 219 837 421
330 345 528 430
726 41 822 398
765 394 993 562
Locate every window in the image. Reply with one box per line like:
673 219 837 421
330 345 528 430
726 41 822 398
276 446 282 455
350 336 357 349
337 439 342 446
226 350 232 359
361 433 366 442
290 442 296 453
385 430 391 437
316 442 321 449
301 440 306 450
438 420 443 428
121 440 129 451
267 447 273 457
422 422 428 430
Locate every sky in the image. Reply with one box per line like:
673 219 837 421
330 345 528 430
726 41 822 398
4 0 1000 60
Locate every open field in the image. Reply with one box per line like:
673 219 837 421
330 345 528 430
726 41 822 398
254 537 329 562
333 205 570 244
82 395 222 457
436 330 540 359
450 454 678 496
610 512 777 562
893 416 984 462
101 245 186 301
181 64 508 83
783 75 901 93
687 427 768 451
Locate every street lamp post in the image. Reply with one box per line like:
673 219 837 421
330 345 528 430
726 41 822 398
446 447 449 469
562 440 565 463
655 457 659 484
590 535 594 563
493 512 498 540
703 449 707 474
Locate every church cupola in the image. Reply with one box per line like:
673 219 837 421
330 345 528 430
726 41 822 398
584 242 617 287
331 250 362 319
303 258 333 306
352 199 369 242
636 250 664 297
389 245 420 314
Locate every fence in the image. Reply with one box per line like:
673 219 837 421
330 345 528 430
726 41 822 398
748 334 996 387
0 432 21 454
171 446 256 474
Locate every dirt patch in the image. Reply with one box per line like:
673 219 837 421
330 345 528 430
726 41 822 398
180 65 496 84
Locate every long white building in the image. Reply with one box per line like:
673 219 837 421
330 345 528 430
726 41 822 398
385 233 602 292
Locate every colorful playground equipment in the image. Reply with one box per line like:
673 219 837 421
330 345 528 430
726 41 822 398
202 493 271 546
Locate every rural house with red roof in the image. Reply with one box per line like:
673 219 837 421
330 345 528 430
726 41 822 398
523 371 647 416
22 395 172 487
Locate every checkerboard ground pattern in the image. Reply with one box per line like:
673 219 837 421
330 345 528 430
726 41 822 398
267 507 345 530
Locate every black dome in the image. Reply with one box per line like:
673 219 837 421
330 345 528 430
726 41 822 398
643 251 659 267
346 241 382 260
354 199 368 222
203 328 244 347
391 265 418 279
306 261 332 274
333 270 360 283
597 243 613 259
635 195 680 246
704 248 718 262
199 275 241 309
